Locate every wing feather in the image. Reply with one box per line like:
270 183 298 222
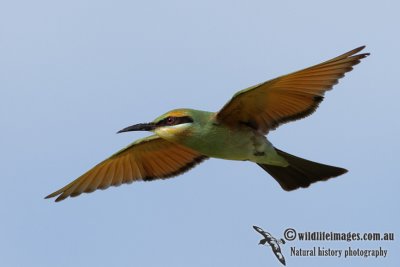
99 161 115 190
112 160 123 187
217 46 369 133
45 135 208 202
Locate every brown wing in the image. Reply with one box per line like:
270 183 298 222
216 46 369 133
45 135 207 202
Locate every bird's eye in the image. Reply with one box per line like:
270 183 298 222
166 117 176 125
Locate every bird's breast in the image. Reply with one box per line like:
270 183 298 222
176 124 260 161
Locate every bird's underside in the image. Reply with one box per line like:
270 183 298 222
45 136 209 202
46 46 369 202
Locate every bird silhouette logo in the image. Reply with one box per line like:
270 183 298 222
253 226 286 266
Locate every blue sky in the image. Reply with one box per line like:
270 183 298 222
1 0 399 266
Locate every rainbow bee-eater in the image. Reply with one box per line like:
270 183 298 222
46 46 369 202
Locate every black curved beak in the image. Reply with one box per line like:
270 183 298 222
117 123 156 133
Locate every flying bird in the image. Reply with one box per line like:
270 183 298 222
46 46 369 202
253 226 286 265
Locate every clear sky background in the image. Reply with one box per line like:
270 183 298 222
1 0 399 266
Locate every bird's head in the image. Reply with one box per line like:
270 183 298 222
117 108 198 142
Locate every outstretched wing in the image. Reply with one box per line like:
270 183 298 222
270 241 286 266
216 46 369 134
253 225 273 238
45 135 207 202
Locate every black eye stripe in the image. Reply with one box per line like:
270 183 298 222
177 116 193 124
157 116 193 126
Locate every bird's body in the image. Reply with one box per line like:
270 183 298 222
155 109 287 166
46 46 369 202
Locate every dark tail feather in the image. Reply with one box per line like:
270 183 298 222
258 148 347 191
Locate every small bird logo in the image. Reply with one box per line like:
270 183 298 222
253 226 286 266
45 47 369 202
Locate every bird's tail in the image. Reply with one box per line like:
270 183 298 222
257 148 347 191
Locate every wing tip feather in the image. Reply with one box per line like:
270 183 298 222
44 189 66 202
